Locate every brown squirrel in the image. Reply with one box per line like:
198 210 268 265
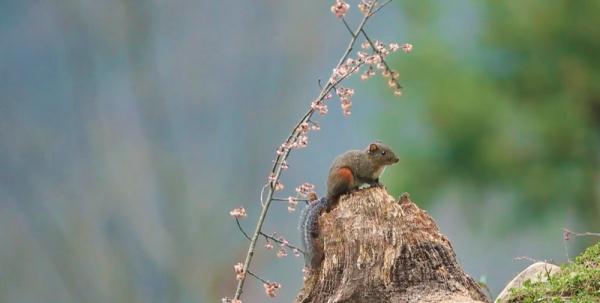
299 142 399 268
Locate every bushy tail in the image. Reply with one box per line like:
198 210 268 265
298 197 331 268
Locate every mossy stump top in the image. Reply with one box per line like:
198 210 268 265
295 187 489 303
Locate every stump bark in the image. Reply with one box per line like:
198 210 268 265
295 187 490 303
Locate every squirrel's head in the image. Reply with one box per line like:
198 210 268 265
365 142 399 166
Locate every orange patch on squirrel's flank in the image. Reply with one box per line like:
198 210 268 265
337 167 354 184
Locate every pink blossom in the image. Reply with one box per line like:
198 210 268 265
336 87 355 98
345 58 359 67
295 183 316 197
310 122 320 131
276 247 288 258
332 66 348 81
263 281 282 298
274 181 284 191
265 239 274 250
222 297 242 303
330 0 350 18
233 262 245 280
401 43 413 53
281 160 289 170
361 41 370 49
365 55 381 65
229 207 247 218
295 134 308 148
293 248 301 257
393 90 402 96
310 100 328 115
276 144 287 156
357 50 368 59
389 43 400 52
388 78 397 88
336 87 354 117
374 40 385 52
287 196 298 212
358 1 371 15
341 100 352 116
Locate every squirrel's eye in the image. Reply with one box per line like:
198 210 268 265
381 151 386 155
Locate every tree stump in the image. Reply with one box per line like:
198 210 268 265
295 187 490 303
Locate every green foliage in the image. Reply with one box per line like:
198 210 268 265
382 1 600 232
507 242 600 302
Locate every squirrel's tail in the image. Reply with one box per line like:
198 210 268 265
298 197 331 268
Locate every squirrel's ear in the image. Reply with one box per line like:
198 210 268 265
368 143 379 153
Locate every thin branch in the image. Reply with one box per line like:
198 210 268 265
237 218 305 254
271 197 309 202
247 270 269 284
260 232 305 255
562 228 600 262
341 18 356 38
232 2 380 300
235 218 252 241
370 0 393 16
563 228 600 238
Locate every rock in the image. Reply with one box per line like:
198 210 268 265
495 262 561 303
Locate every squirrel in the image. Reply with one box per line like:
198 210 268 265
299 142 399 269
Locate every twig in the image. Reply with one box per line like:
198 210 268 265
260 232 305 255
247 270 269 284
562 228 600 262
232 2 381 300
370 0 393 16
563 229 600 238
341 18 356 38
271 197 309 202
236 218 305 254
235 218 252 241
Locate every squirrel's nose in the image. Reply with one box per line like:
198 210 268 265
393 157 399 163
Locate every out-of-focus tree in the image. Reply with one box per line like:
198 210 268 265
382 0 600 234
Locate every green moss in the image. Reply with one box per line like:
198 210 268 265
507 242 600 303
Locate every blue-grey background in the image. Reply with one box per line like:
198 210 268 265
1 1 599 302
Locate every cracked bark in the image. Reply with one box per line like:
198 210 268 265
295 187 490 303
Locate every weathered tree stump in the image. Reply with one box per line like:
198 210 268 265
295 187 489 303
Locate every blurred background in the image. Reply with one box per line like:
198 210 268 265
1 0 599 302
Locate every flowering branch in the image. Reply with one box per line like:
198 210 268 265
225 1 410 301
